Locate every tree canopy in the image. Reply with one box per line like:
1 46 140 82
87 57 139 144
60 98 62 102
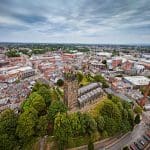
56 79 64 87
16 108 38 141
48 100 67 122
0 109 18 150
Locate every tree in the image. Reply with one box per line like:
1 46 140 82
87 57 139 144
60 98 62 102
88 140 94 150
48 100 67 122
29 92 46 113
100 100 122 124
94 74 109 88
0 109 17 135
16 108 38 142
82 113 97 136
95 116 105 133
37 86 51 107
120 120 131 133
122 101 131 110
123 146 129 150
77 72 84 83
36 115 48 136
56 79 64 87
102 60 107 65
70 113 82 137
0 134 17 150
102 130 108 138
103 116 118 136
54 113 72 150
76 112 86 135
111 95 121 104
134 114 141 124
134 105 142 114
6 50 20 57
32 82 49 92
128 109 134 129
0 109 18 150
122 109 128 120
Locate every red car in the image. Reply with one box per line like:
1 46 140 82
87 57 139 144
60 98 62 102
130 143 138 150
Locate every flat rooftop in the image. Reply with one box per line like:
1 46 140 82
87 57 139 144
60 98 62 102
124 76 150 86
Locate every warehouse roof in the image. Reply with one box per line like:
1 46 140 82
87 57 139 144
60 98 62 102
124 76 150 86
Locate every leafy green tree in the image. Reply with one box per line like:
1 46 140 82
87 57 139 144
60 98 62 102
56 79 64 86
103 116 118 136
88 140 94 150
76 112 86 135
111 95 121 104
112 49 119 56
70 113 82 136
82 113 97 136
107 94 113 99
116 102 123 111
102 60 107 65
36 115 48 136
100 100 122 124
102 130 108 138
134 114 141 124
48 100 67 122
0 109 17 135
122 109 128 120
128 109 134 129
123 146 129 150
29 92 46 113
0 109 18 150
122 101 131 110
0 134 17 150
16 108 38 142
54 113 72 150
134 105 142 114
37 86 51 106
120 120 131 133
32 82 49 92
77 72 84 83
94 74 109 88
95 116 105 133
6 50 20 57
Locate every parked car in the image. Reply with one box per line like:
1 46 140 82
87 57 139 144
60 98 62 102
138 138 147 146
130 143 138 150
143 135 150 142
139 137 148 146
134 142 142 150
136 140 145 149
145 131 150 137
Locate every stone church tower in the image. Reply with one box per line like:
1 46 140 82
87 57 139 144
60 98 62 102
64 72 78 110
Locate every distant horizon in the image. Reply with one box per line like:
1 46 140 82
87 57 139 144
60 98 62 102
0 41 150 46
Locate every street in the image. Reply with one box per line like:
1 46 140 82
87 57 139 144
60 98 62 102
104 117 149 150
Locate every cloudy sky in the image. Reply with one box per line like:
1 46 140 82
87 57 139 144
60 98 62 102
0 0 150 44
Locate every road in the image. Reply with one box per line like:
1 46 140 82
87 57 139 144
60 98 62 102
105 88 132 103
104 121 147 150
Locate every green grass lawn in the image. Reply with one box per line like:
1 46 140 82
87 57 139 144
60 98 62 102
80 76 90 87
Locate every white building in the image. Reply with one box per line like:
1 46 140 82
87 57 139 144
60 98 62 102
123 76 150 87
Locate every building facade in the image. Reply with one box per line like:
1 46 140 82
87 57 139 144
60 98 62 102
64 73 78 110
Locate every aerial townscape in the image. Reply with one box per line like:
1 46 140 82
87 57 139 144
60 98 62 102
0 43 150 150
0 0 150 150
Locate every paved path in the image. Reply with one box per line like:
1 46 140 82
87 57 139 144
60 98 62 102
40 138 45 150
105 121 148 150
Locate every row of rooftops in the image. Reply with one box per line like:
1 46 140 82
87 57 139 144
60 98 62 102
78 82 101 96
0 66 33 75
78 87 102 104
77 82 103 105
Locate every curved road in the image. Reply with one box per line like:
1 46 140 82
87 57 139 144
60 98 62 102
105 121 147 150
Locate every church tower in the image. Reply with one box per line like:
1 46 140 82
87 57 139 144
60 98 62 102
64 72 78 110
